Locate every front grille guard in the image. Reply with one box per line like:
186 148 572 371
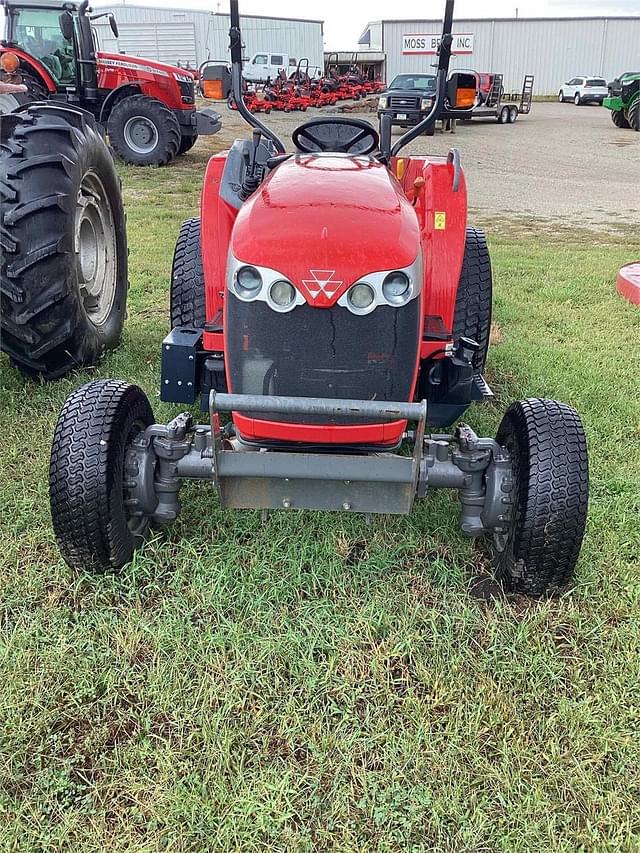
208 391 427 514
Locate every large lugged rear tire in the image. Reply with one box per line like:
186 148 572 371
170 217 206 328
628 98 640 131
1 104 128 379
489 398 589 597
452 227 493 373
50 380 155 573
107 95 181 166
611 109 630 129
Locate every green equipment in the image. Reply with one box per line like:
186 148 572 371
603 71 640 130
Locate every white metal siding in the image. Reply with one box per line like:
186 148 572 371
380 17 640 94
93 5 324 70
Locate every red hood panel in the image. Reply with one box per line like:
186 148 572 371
96 51 194 79
231 155 420 307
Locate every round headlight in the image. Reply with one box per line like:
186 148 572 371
269 279 295 309
235 265 262 298
382 271 410 304
348 282 375 311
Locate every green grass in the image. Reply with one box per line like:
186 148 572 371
1 146 640 851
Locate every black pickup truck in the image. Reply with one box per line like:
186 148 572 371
377 73 437 130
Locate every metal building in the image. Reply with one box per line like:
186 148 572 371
93 4 324 71
359 16 640 95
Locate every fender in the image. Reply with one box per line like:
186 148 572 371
0 47 57 93
98 82 141 123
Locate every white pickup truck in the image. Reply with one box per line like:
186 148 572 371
243 52 295 83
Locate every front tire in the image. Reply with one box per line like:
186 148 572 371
178 131 198 154
611 109 630 129
489 398 589 597
107 95 181 166
558 90 565 103
452 227 493 373
170 217 206 328
1 104 127 379
50 380 155 573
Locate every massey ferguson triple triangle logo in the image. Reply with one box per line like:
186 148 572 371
302 269 343 298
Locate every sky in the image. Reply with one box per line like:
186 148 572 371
106 0 640 48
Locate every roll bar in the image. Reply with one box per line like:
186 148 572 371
380 0 455 160
229 0 285 154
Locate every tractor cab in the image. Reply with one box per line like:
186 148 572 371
0 0 114 100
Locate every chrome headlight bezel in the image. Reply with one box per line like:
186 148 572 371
227 255 305 313
338 254 422 316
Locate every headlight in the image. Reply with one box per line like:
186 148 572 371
234 265 262 299
378 96 388 110
269 279 296 311
420 96 433 111
382 271 411 305
348 282 375 312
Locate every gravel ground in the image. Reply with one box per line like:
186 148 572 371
209 101 639 229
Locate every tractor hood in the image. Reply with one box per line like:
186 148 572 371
96 51 195 82
231 154 420 308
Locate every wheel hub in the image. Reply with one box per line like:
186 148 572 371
75 170 117 327
123 116 159 155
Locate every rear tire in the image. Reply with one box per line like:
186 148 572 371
508 106 518 123
498 106 509 123
50 380 155 573
574 93 582 105
107 95 180 166
170 217 206 328
489 398 588 597
611 109 630 128
628 98 640 131
1 104 127 379
452 227 493 373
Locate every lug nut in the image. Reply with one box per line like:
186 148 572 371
342 501 351 510
283 498 291 508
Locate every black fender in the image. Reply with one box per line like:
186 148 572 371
98 83 141 123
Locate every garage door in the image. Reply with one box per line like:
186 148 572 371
116 23 197 67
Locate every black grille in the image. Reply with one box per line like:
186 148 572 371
177 78 195 104
390 95 420 110
226 296 421 425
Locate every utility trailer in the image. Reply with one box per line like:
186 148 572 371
445 72 534 124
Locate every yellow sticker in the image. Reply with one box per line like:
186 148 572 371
435 212 446 230
396 158 406 180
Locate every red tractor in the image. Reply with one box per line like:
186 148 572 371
49 0 589 598
0 0 221 165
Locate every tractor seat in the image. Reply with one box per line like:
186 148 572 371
40 50 62 82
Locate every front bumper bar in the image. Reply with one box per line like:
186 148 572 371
126 392 512 536
195 107 222 135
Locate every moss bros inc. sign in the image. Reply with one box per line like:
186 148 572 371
401 33 474 54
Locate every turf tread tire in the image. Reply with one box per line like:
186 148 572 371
452 226 493 373
50 380 155 573
170 217 206 328
490 398 589 597
107 95 181 166
1 104 127 379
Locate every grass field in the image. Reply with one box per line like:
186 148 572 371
1 143 640 851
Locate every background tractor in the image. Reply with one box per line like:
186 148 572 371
1 102 128 378
603 71 640 131
49 0 589 598
0 0 221 164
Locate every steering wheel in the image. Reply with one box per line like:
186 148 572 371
292 117 379 155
